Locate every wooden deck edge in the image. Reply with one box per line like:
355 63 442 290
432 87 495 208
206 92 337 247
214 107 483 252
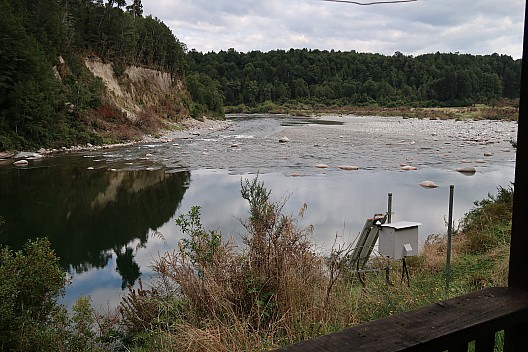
274 287 528 352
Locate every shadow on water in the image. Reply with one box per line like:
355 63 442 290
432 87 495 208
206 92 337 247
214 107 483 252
0 154 190 289
280 118 344 126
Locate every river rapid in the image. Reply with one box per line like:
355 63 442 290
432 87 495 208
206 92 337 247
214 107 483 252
0 114 517 310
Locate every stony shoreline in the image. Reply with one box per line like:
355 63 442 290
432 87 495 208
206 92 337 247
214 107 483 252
0 117 234 165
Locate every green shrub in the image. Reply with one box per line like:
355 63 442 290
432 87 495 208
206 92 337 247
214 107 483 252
461 186 513 253
0 238 67 351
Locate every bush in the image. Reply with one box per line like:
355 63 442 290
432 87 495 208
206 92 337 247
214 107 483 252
0 238 67 351
461 185 513 254
119 177 359 350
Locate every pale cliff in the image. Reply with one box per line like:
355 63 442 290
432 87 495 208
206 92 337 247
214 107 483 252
84 56 191 123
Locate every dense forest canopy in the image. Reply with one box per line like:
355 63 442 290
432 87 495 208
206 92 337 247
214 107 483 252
187 48 521 108
0 0 187 150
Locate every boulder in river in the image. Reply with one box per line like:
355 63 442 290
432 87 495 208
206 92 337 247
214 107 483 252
456 166 477 175
279 136 290 143
401 165 417 171
15 152 43 160
419 180 439 188
338 165 359 171
0 152 14 159
13 159 29 166
315 164 329 169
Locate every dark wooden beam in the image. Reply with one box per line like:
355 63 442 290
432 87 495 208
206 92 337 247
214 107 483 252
274 287 528 352
508 0 528 292
504 1 528 350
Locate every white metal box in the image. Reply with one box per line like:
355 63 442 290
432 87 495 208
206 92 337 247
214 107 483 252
379 221 420 260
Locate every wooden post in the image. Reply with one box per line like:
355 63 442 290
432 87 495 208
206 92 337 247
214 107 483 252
505 0 528 349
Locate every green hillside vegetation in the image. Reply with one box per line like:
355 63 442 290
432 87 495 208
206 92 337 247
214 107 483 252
0 0 193 151
0 181 513 351
1 0 521 151
188 49 521 117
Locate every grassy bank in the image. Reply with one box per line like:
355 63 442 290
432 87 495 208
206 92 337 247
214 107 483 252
0 180 513 351
226 99 519 121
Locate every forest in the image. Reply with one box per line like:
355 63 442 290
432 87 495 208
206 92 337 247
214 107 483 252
0 0 187 150
0 0 522 151
187 48 521 109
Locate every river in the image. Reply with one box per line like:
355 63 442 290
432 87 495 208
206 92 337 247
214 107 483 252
0 114 517 310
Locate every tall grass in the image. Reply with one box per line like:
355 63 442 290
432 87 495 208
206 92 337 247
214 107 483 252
118 181 514 351
119 177 361 350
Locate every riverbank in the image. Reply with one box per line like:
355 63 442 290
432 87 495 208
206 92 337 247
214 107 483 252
226 102 520 121
2 99 519 161
0 116 234 165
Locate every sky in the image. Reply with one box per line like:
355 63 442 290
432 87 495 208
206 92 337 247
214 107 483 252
141 0 526 59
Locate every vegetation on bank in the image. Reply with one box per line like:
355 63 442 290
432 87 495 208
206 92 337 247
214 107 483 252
1 0 191 151
0 179 514 351
225 99 519 121
188 49 521 109
2 0 521 152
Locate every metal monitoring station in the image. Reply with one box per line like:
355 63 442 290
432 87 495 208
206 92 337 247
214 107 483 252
349 193 421 287
379 221 421 260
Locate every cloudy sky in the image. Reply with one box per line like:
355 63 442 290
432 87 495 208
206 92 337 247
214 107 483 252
141 0 525 58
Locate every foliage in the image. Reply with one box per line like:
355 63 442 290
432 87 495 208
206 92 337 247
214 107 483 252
176 206 222 272
0 236 125 351
186 73 225 119
119 177 360 350
0 238 67 350
461 185 513 254
0 0 188 150
188 49 521 110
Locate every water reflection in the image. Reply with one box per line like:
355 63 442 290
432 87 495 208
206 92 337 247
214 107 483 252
115 246 141 290
0 114 517 309
0 155 190 281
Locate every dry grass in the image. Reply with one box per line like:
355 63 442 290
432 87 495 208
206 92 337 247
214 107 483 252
415 233 466 274
119 177 361 350
118 181 514 351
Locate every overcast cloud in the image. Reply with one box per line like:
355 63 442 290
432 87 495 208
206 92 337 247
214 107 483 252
141 0 525 58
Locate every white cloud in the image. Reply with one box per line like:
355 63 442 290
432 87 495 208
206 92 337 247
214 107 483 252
141 0 525 58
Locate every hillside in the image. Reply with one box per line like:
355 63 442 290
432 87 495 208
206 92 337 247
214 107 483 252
1 0 521 152
0 0 197 151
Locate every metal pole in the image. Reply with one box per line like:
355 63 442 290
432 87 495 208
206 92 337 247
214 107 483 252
446 185 454 294
387 192 392 223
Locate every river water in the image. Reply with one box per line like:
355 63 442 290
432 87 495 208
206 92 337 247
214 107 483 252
0 114 517 310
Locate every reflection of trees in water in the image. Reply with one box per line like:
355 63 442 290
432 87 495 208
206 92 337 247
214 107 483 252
0 156 190 276
115 246 141 290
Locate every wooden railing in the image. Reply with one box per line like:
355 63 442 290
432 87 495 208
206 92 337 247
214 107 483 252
273 287 528 351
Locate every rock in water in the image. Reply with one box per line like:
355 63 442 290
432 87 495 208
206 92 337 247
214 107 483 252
0 152 14 159
279 136 290 143
456 166 476 175
13 160 29 166
338 165 359 171
401 165 417 171
315 164 329 168
419 181 439 188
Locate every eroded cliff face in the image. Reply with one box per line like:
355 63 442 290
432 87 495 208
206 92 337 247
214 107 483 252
84 56 190 122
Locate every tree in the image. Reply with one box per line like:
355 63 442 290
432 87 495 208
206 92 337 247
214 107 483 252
126 0 143 19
